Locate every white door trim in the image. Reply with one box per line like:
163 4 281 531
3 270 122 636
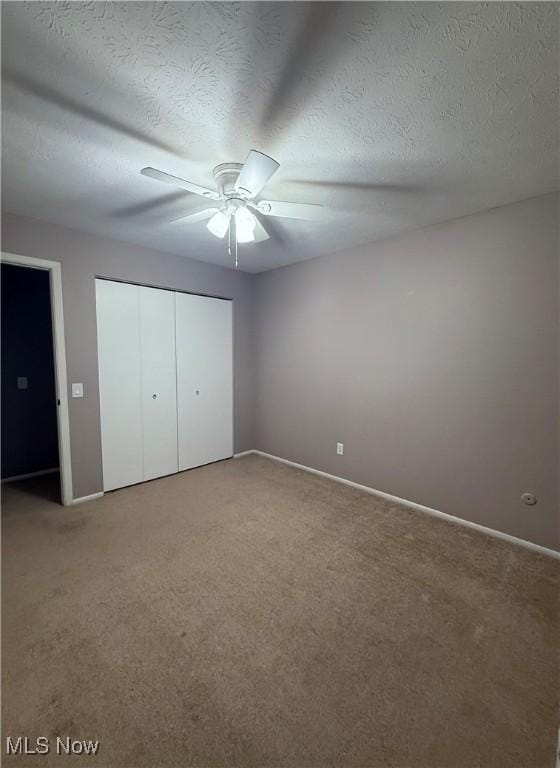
70 491 104 505
1 251 73 505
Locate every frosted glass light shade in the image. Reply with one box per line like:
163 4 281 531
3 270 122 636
207 210 230 238
235 207 256 243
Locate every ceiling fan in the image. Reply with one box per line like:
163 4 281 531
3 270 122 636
141 150 323 267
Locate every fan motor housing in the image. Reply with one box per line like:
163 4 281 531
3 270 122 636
213 163 244 198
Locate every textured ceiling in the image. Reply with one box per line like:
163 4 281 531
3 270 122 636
1 2 558 273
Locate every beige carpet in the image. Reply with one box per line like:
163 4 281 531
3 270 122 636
2 455 558 768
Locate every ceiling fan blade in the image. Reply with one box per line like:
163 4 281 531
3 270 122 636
141 167 220 200
169 207 220 224
252 216 270 243
235 151 280 198
256 200 324 221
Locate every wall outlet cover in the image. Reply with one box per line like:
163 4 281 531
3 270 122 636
16 376 28 390
336 442 344 455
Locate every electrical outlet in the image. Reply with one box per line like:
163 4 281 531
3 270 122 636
336 442 344 455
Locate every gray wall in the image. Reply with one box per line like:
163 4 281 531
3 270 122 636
255 194 559 550
2 195 558 550
1 212 256 499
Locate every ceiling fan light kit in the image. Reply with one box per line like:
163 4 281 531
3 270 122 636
141 150 323 268
235 206 257 243
206 210 230 239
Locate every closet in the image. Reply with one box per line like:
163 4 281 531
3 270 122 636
95 279 233 492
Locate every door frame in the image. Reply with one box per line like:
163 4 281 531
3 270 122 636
1 251 73 505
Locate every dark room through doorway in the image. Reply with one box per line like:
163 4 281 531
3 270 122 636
1 263 60 503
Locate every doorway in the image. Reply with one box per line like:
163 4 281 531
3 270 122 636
1 253 73 504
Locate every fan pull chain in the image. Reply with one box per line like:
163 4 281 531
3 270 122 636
226 213 239 269
230 212 238 269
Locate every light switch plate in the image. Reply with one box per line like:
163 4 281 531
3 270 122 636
17 376 28 390
71 382 84 398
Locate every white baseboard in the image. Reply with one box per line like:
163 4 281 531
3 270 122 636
233 450 256 459
240 450 559 560
70 491 104 505
1 467 59 483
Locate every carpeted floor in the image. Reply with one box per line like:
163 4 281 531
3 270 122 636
2 455 558 767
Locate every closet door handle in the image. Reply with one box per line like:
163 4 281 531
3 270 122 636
152 393 157 399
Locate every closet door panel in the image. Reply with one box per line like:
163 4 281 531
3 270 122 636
176 294 233 471
139 286 178 481
96 279 143 491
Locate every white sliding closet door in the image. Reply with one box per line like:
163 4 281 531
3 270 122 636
138 286 178 481
176 293 233 471
96 279 143 491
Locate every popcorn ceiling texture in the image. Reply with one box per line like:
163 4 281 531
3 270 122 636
1 2 558 272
